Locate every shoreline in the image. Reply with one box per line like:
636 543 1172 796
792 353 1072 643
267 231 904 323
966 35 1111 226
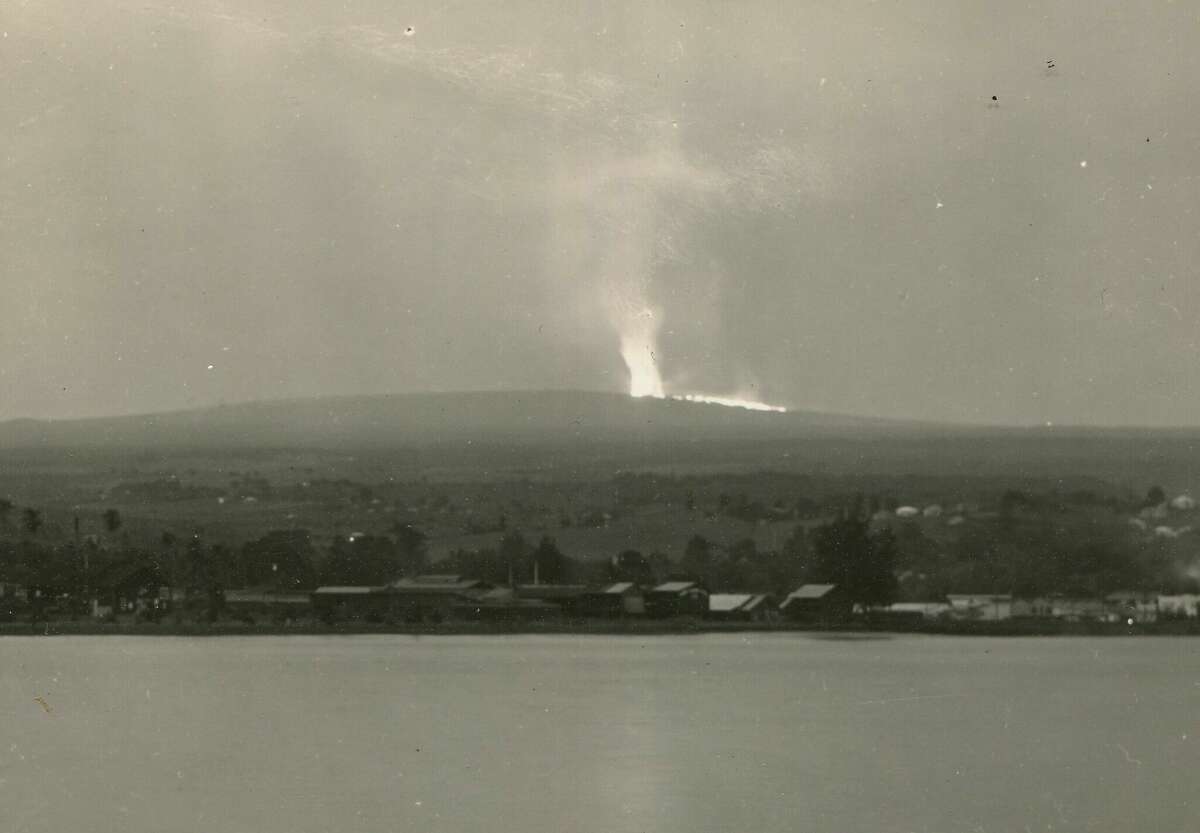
5 617 1200 637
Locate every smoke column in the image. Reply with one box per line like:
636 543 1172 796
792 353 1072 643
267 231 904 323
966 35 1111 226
549 126 692 400
616 306 664 398
548 119 790 411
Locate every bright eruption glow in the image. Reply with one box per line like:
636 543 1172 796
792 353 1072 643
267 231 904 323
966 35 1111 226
673 393 787 413
619 308 666 398
620 337 665 399
547 120 797 417
614 314 787 412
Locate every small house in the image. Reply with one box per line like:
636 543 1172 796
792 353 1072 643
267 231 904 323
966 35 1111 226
577 582 645 618
780 584 851 623
883 602 951 621
1011 597 1052 618
386 574 490 622
706 593 776 622
1104 592 1158 623
645 581 709 618
515 584 589 616
454 586 561 622
946 594 1013 621
92 560 167 619
311 585 389 621
1157 594 1200 619
223 589 311 621
1171 494 1196 511
1013 597 1106 621
1045 597 1106 622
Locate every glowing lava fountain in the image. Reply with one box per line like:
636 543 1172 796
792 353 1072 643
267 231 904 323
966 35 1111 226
673 393 787 413
619 310 666 399
617 319 787 413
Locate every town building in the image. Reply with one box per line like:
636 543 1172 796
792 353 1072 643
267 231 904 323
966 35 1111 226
311 585 388 621
1157 594 1200 619
1104 592 1159 623
645 581 709 618
946 594 1013 621
515 584 589 616
91 560 167 619
779 584 851 623
387 574 491 622
453 586 561 621
1171 494 1196 510
576 582 645 617
883 601 951 621
706 593 776 622
223 590 311 621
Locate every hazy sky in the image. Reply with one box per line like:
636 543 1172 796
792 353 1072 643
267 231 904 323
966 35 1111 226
3 0 1199 425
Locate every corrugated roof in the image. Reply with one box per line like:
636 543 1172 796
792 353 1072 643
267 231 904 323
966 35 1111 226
516 585 588 600
459 599 559 610
409 574 467 585
787 584 837 599
742 594 770 610
1105 591 1155 602
653 581 699 593
604 582 635 594
709 593 754 612
224 591 309 604
223 592 309 607
390 577 483 593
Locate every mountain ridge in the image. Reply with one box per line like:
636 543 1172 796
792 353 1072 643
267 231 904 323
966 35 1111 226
0 389 942 450
3 390 1198 454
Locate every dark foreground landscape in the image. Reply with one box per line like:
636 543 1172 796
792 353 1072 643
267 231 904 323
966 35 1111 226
3 392 1200 635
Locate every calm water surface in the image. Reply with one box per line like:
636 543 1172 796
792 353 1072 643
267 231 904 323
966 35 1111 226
2 634 1198 832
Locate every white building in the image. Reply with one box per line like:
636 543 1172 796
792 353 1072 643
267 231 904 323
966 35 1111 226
1157 594 1200 619
946 594 1013 621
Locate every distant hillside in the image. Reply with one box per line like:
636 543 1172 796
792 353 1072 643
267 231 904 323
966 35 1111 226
0 391 926 450
3 391 1200 487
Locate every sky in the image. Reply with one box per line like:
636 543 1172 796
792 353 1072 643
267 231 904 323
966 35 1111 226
2 0 1199 426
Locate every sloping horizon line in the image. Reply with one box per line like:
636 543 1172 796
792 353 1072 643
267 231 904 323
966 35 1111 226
1 388 1198 433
